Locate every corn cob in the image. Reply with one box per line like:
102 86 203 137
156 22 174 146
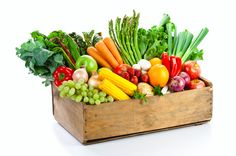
98 68 137 96
99 79 130 101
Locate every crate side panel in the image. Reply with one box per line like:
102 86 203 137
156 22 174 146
84 87 212 140
53 85 85 142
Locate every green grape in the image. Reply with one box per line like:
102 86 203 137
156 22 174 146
70 95 77 101
93 89 99 94
87 91 93 97
59 91 66 98
83 97 89 103
62 81 68 85
75 95 83 102
84 83 88 88
98 91 106 97
99 97 105 103
68 88 76 96
67 80 75 88
89 98 95 105
81 85 88 91
107 96 114 102
81 91 87 97
104 98 108 103
58 85 65 92
75 83 82 89
88 85 94 91
93 93 99 100
95 100 101 105
63 86 70 93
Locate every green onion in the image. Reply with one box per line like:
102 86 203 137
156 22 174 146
182 28 209 63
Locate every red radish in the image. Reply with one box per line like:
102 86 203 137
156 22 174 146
135 69 142 78
130 76 139 85
140 74 149 83
121 72 130 81
127 68 135 77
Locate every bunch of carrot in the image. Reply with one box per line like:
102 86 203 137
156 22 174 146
87 37 123 69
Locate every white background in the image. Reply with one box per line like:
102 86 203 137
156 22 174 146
0 0 236 155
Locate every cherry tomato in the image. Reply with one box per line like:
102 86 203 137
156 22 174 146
113 64 131 75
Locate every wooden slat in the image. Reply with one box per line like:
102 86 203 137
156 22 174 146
83 121 209 144
83 86 212 141
52 77 213 144
52 85 85 143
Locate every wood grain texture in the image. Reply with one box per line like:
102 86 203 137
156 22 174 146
52 77 213 144
83 86 212 141
52 85 85 143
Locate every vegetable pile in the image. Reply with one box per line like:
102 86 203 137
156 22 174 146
16 11 209 105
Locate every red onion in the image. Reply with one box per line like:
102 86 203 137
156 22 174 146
178 72 191 87
169 76 185 92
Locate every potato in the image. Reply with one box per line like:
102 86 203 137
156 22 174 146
137 83 154 96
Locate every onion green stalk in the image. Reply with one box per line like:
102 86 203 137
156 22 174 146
181 28 209 63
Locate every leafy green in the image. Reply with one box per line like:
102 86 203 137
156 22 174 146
138 14 171 60
16 39 64 86
153 85 163 96
189 48 204 61
69 32 87 55
82 30 95 46
133 91 147 103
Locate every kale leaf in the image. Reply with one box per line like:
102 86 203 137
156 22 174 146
16 39 64 86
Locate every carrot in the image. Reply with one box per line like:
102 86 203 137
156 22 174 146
95 41 119 68
103 37 123 64
87 46 112 69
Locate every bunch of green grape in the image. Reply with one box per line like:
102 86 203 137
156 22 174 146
57 80 114 105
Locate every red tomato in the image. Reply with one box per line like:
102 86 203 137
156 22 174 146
140 74 149 83
121 72 130 81
183 61 201 80
130 76 139 85
113 64 131 75
189 79 205 89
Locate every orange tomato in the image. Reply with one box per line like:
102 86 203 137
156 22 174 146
149 58 162 66
148 64 169 87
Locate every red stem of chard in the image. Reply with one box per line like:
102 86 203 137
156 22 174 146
57 39 76 65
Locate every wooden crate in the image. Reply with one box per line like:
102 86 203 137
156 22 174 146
52 77 213 144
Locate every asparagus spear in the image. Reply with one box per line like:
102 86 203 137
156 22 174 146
126 17 138 63
114 18 132 65
134 12 142 61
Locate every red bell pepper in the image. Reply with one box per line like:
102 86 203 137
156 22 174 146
161 52 170 74
170 56 178 78
53 66 74 87
170 56 182 78
175 56 182 76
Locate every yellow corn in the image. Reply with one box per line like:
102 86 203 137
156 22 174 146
99 79 130 101
98 68 137 96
